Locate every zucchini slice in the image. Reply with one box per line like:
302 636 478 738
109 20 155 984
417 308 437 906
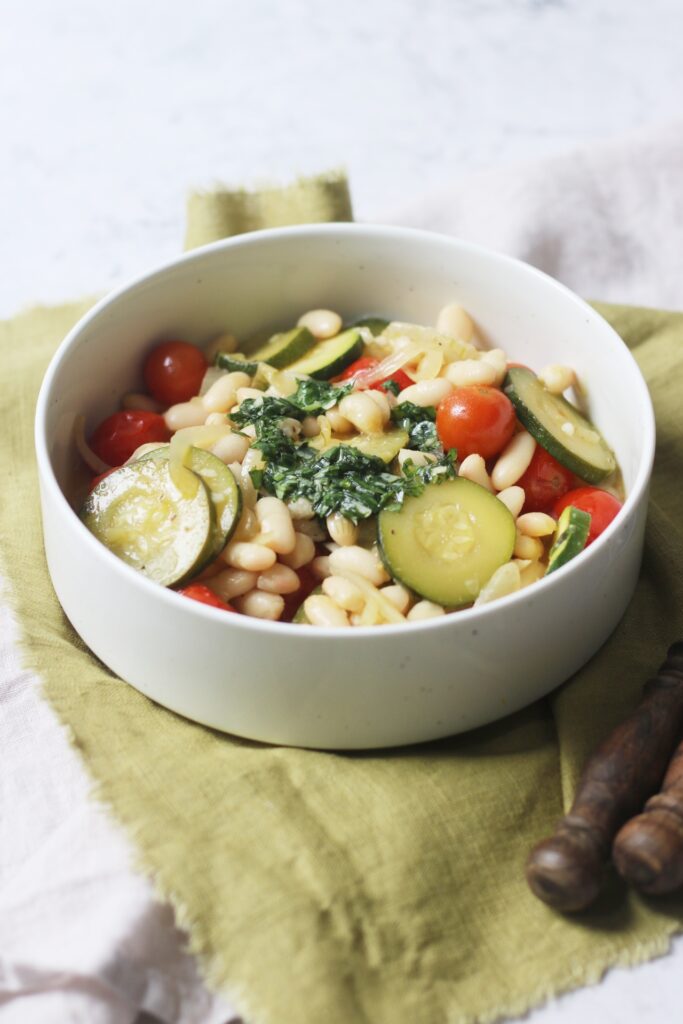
308 427 409 463
81 459 214 587
291 585 323 624
546 505 591 575
349 316 389 336
215 352 259 376
286 328 364 380
249 326 316 369
377 478 516 607
139 446 242 562
504 367 616 484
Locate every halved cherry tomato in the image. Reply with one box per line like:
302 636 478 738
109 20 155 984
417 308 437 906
177 584 236 611
143 340 208 405
517 446 574 512
552 487 622 546
89 410 171 466
332 356 413 392
435 386 516 460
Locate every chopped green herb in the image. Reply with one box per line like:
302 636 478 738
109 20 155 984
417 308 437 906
381 379 401 397
390 401 443 455
288 378 353 413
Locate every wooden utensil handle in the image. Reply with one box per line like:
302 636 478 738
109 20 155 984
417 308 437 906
612 737 683 894
526 642 683 911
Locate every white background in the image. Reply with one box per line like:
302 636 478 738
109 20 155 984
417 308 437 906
2 2 682 1022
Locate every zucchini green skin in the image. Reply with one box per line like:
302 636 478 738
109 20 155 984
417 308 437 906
546 505 591 575
250 326 316 369
139 446 242 564
80 459 215 587
349 316 389 336
286 328 364 380
215 352 259 375
377 478 516 607
503 367 616 484
291 585 322 624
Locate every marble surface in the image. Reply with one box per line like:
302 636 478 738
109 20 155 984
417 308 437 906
2 1 683 1022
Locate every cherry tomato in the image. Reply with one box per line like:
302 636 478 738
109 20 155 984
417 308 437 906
88 410 171 466
332 356 413 392
435 386 516 459
88 467 119 491
177 584 236 611
552 486 623 546
517 446 574 512
143 340 208 405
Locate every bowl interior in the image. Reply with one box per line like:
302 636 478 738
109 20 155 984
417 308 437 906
42 225 651 508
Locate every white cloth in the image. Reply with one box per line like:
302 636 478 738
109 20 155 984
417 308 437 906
2 122 683 1024
382 120 683 310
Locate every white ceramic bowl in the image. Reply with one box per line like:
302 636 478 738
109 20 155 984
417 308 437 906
35 224 655 749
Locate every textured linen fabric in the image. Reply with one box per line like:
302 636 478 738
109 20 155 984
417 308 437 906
1 176 683 1022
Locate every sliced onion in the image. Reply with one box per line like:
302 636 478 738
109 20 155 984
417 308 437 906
352 344 422 390
334 568 406 624
74 414 110 473
199 366 228 397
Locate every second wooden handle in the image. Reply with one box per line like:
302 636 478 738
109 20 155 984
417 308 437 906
526 642 683 911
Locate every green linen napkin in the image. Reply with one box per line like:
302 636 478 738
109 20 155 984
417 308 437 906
2 175 683 1024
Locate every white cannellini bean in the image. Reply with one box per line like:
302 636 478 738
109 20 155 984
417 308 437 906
513 533 544 561
255 496 296 555
256 563 301 595
338 392 384 434
311 555 332 580
301 416 321 438
458 453 494 492
516 512 557 538
164 397 207 431
496 486 525 519
122 392 163 413
201 374 239 414
322 575 365 613
233 590 285 621
474 562 521 606
520 560 547 588
443 359 497 388
436 302 475 342
328 546 389 587
379 584 412 615
325 407 354 434
281 532 316 569
297 309 342 340
479 348 508 387
209 431 251 465
208 568 257 601
204 412 228 427
223 541 277 572
364 388 392 425
397 448 435 470
286 496 315 520
236 387 265 406
304 594 350 627
538 364 575 394
397 378 452 408
491 431 536 491
407 600 446 622
280 417 302 440
326 513 358 547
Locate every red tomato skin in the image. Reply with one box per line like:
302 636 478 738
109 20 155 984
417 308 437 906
143 340 208 405
552 487 623 546
332 356 412 392
177 584 236 611
518 446 574 512
88 410 171 466
435 386 516 460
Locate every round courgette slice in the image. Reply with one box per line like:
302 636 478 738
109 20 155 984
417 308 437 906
139 446 242 562
250 326 316 368
81 459 214 587
545 505 591 575
377 478 516 607
504 367 616 484
286 328 364 380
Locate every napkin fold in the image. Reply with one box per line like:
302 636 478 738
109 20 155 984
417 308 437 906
1 170 683 1024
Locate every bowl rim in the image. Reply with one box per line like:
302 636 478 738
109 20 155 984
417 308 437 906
35 222 656 639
